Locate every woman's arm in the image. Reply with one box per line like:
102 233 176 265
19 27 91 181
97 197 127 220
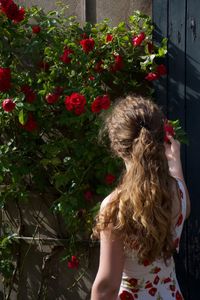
91 226 124 300
165 135 191 218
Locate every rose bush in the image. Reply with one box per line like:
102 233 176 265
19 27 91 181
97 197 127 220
0 0 174 290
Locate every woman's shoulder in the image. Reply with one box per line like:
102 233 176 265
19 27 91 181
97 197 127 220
100 190 118 211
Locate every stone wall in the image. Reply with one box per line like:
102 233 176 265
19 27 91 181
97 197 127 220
16 0 86 23
16 0 152 25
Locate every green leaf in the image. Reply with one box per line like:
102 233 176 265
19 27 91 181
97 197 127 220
18 110 27 125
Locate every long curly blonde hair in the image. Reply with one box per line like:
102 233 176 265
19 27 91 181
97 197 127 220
92 94 175 264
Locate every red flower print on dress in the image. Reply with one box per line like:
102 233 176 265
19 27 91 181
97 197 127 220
174 238 180 249
176 290 183 300
179 188 183 199
119 290 134 300
152 267 161 273
176 213 183 227
128 278 138 287
145 282 153 289
170 284 176 292
148 287 157 296
153 275 160 285
143 259 150 266
163 277 171 284
131 288 139 293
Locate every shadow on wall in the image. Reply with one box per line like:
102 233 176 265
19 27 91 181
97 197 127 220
0 194 100 300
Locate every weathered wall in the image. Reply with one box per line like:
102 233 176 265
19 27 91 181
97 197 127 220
16 0 152 25
16 0 86 23
96 0 152 25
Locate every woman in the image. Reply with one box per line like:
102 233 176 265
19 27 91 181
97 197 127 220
91 95 190 300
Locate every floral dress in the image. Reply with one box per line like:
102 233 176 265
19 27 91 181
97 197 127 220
117 179 186 300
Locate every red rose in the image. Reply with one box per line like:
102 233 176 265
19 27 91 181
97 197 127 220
145 72 159 81
105 173 116 185
54 86 64 95
67 255 79 269
119 290 134 300
164 120 175 143
45 93 60 104
60 48 73 64
132 32 145 46
176 213 183 226
32 25 41 34
89 76 95 81
91 95 110 113
65 92 86 116
111 54 124 72
80 38 95 53
148 287 157 296
128 278 138 287
13 6 25 23
2 98 15 112
1 0 18 19
38 61 50 72
1 0 25 23
106 34 113 42
157 64 167 76
21 85 37 103
147 42 154 53
176 290 183 300
84 190 93 202
81 33 88 39
22 113 37 132
0 67 11 92
94 60 104 73
101 95 111 110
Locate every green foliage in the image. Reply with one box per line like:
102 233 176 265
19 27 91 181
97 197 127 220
0 2 170 282
169 120 189 145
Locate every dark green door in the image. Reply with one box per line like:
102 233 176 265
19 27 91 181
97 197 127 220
153 0 200 299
